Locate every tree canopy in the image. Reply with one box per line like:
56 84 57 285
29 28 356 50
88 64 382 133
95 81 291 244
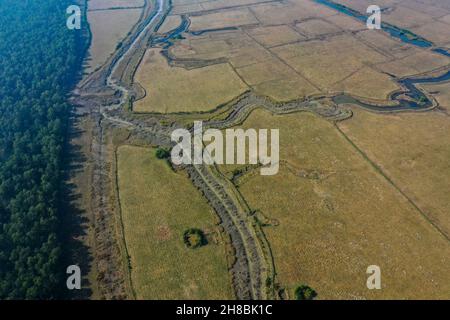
0 0 86 299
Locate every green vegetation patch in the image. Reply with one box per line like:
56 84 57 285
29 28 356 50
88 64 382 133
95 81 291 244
183 228 207 249
294 285 318 300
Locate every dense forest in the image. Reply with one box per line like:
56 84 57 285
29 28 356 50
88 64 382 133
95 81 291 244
0 0 86 298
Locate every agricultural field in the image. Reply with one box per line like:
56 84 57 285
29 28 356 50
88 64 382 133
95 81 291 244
420 81 450 111
86 7 141 73
88 0 144 10
80 0 450 301
157 14 182 34
271 33 394 95
218 108 450 299
133 49 248 113
116 145 233 299
189 8 258 31
334 0 450 47
338 108 450 239
160 0 450 105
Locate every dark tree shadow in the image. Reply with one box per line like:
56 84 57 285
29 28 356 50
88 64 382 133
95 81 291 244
59 106 94 300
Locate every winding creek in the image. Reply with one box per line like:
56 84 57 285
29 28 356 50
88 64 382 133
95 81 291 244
312 0 450 111
84 0 450 300
148 0 450 113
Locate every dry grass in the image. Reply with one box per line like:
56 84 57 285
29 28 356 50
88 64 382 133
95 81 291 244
172 3 204 15
411 21 450 46
157 15 182 34
88 0 144 10
332 0 450 47
221 108 450 299
163 0 449 103
233 52 320 99
250 1 337 25
376 51 450 77
245 25 306 48
332 66 400 100
439 14 450 25
171 0 204 14
294 18 341 38
420 81 450 111
188 8 258 32
272 34 388 91
324 13 366 32
87 8 141 72
235 58 299 86
355 29 415 59
116 145 233 299
133 49 248 113
169 30 274 68
199 0 270 11
384 5 435 29
338 108 450 240
253 76 321 101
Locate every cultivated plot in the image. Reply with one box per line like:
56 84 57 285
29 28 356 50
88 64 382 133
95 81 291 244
218 108 450 299
133 49 248 113
116 145 233 299
86 8 142 73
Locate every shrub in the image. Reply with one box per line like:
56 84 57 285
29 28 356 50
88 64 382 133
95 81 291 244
294 285 317 300
183 228 207 249
155 148 170 159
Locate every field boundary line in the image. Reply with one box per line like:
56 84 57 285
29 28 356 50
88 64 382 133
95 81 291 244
334 123 450 243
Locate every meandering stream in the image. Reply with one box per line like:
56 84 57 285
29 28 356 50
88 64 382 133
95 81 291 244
313 0 450 111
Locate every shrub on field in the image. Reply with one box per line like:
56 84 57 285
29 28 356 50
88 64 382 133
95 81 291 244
183 228 207 249
294 285 317 300
155 148 170 159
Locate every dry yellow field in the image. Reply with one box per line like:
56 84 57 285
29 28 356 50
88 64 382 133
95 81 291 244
420 81 450 111
253 76 321 101
235 58 299 86
199 0 270 11
338 108 450 240
157 15 182 34
116 145 233 299
325 13 366 32
160 0 450 104
355 29 415 59
88 0 144 10
133 49 248 113
87 8 141 73
384 5 434 29
333 0 450 48
249 0 337 25
188 8 258 32
332 67 400 100
376 51 450 78
294 18 341 38
219 108 450 299
272 34 389 91
245 25 306 48
411 21 450 47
